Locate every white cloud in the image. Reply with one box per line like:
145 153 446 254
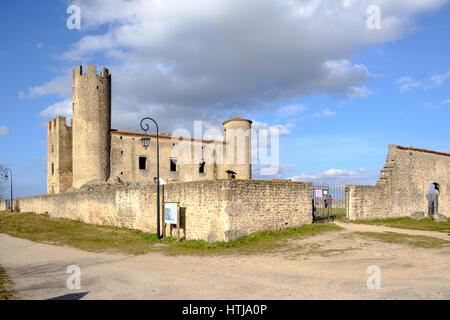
39 99 72 118
36 43 43 49
401 82 422 92
424 102 437 110
396 76 414 84
0 126 8 137
428 71 450 86
396 76 423 92
397 70 450 92
22 74 71 99
312 108 336 118
279 104 307 116
252 121 294 136
347 86 373 99
441 99 450 105
290 168 379 185
24 0 448 131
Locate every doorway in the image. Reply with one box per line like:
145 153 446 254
428 183 440 217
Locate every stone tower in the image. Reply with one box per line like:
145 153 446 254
47 116 73 194
222 117 252 179
72 65 111 188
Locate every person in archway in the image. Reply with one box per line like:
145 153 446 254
324 196 329 209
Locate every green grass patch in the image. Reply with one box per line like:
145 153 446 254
356 231 450 249
352 217 450 233
314 208 347 222
0 211 342 256
0 265 19 300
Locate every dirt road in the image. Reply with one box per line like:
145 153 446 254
1 224 449 300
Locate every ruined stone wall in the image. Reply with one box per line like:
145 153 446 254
5 180 312 242
347 145 450 220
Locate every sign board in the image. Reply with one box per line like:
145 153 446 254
323 189 328 196
315 189 323 198
164 202 178 225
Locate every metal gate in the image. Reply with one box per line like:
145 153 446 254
312 183 347 223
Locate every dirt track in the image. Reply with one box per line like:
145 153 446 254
0 223 449 300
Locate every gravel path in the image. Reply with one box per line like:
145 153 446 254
1 227 449 300
334 222 450 240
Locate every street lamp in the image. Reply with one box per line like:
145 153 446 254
2 168 13 212
140 117 161 240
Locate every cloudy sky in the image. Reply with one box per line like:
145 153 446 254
0 0 449 197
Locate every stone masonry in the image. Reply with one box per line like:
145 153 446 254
0 180 312 242
346 145 450 220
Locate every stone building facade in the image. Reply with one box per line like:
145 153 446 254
347 145 450 220
47 65 252 194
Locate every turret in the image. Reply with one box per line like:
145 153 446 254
222 117 252 179
72 65 111 188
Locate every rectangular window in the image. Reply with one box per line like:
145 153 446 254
199 161 205 174
170 158 177 172
51 163 54 175
139 157 147 170
51 144 54 153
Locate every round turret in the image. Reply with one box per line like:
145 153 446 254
72 65 111 188
223 117 252 179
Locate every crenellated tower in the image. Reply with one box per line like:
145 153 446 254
47 116 73 194
72 65 112 188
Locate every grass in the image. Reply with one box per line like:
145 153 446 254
356 231 450 249
0 265 19 300
352 217 450 233
0 211 342 256
314 208 346 221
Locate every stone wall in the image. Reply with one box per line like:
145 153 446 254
347 145 450 220
0 200 8 211
1 180 312 242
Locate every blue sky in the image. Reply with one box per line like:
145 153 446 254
0 0 449 198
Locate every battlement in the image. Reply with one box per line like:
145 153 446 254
47 116 71 132
73 65 110 78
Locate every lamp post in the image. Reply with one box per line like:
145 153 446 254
2 168 13 212
140 117 161 240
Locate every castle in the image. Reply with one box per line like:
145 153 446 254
1 65 448 242
47 65 252 194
